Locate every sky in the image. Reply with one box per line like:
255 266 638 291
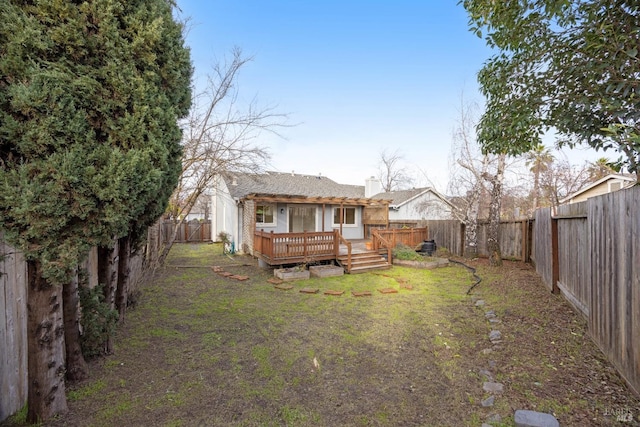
175 0 601 192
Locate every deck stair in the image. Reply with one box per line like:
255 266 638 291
337 250 391 274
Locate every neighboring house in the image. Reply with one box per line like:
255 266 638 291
560 174 637 204
184 193 211 221
211 172 389 254
373 187 455 222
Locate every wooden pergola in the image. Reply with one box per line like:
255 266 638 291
245 193 391 235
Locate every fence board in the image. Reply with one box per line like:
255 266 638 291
556 202 589 316
0 236 28 421
533 208 554 291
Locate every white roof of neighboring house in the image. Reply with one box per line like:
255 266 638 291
372 187 455 210
560 174 636 204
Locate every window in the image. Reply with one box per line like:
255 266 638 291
333 207 356 226
256 204 276 226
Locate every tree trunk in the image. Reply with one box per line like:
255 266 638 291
158 192 203 266
531 169 540 214
463 183 481 258
26 260 68 423
62 268 89 382
464 215 479 258
98 239 119 354
486 154 506 267
116 236 131 323
157 216 186 266
144 221 160 271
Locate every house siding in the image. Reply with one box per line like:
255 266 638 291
253 203 365 239
390 193 453 221
326 205 364 239
212 178 238 244
568 179 631 203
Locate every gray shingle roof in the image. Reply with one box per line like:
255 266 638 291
223 171 365 199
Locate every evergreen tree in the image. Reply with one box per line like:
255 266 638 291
0 0 192 421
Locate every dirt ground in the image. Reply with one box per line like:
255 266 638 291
5 243 639 427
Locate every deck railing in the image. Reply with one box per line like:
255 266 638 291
337 233 352 272
254 230 339 265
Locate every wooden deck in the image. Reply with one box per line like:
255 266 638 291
254 230 340 265
253 227 428 273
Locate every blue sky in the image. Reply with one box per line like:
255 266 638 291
175 0 597 191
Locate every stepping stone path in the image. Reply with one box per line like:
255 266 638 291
472 293 509 425
211 266 251 281
299 288 319 294
378 288 398 294
324 290 344 296
274 284 293 290
471 289 560 426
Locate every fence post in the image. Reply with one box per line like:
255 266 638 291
521 220 527 262
551 217 560 294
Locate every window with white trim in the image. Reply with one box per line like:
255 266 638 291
333 207 357 226
256 204 276 226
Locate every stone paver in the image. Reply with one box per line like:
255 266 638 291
514 409 559 427
483 382 504 394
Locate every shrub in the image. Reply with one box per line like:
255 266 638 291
79 281 118 358
392 244 424 261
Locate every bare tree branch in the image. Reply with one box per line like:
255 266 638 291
377 148 414 192
158 47 290 264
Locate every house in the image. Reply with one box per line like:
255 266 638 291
211 172 390 255
372 187 455 224
560 174 637 204
184 193 211 221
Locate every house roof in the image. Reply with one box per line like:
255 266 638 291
372 187 455 209
223 171 390 206
559 173 636 204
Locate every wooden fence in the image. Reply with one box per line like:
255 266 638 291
533 187 640 395
161 220 212 243
0 235 27 421
421 219 532 261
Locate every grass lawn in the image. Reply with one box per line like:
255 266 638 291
9 243 638 427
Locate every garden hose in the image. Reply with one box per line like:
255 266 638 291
448 258 482 295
